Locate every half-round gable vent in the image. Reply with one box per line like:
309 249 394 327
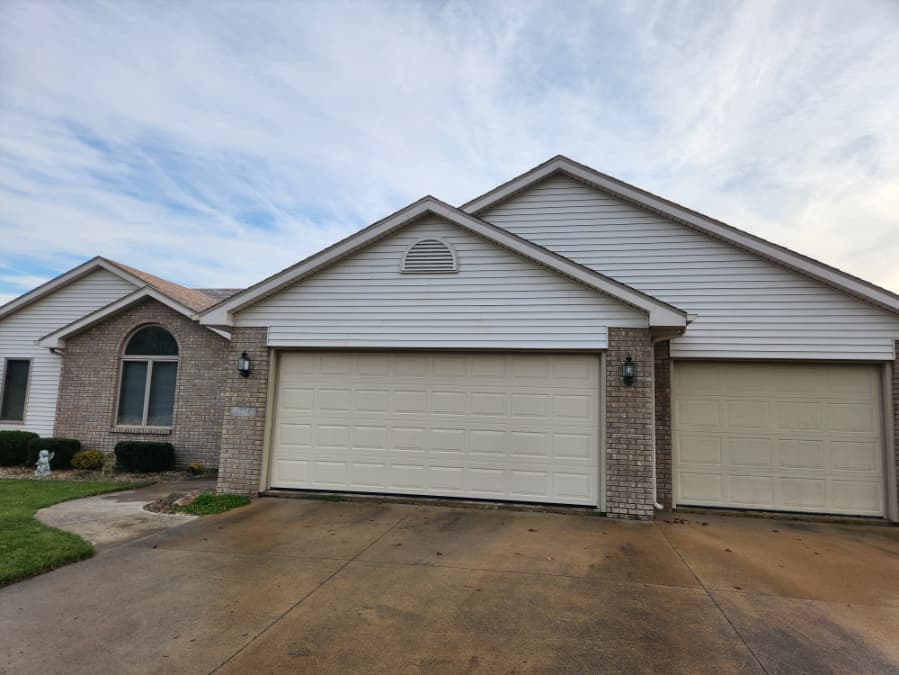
401 239 458 274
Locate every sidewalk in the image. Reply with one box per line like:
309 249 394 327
36 478 216 549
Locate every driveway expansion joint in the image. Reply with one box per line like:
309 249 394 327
657 523 770 674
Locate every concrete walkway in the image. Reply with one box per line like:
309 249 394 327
36 478 216 549
3 498 898 673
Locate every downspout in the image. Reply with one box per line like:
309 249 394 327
650 323 690 511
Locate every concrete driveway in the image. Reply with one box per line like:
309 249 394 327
1 498 897 674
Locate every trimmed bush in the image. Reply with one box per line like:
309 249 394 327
114 441 175 473
26 438 81 469
0 430 39 466
71 450 105 471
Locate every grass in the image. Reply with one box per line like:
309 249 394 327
174 493 250 515
0 479 143 587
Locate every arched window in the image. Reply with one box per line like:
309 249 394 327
117 326 178 427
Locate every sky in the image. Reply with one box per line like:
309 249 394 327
1 0 898 305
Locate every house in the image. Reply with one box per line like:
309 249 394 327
3 156 898 521
0 257 237 468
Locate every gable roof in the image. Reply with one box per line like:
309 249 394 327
0 256 229 322
461 155 899 315
38 286 231 349
200 196 687 328
103 259 224 312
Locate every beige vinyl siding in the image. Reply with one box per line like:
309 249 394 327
0 269 137 435
481 174 899 360
236 215 647 348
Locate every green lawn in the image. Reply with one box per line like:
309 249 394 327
174 492 250 515
0 479 142 587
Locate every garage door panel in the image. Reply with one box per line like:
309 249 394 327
831 481 883 512
830 441 880 472
678 399 721 427
275 459 308 483
678 472 724 503
729 437 772 467
727 400 770 429
554 433 593 460
827 403 876 433
282 387 314 412
777 401 823 431
674 362 884 517
270 352 599 505
729 475 775 507
509 431 549 458
678 435 722 465
778 477 826 510
777 439 825 470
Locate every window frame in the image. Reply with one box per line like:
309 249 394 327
115 326 179 429
0 357 31 423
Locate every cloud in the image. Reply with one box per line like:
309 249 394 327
1 0 897 295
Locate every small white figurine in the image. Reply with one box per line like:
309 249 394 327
34 449 54 478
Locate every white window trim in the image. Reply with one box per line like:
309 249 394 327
0 357 31 423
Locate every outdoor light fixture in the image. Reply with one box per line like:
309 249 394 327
622 355 636 385
237 352 251 378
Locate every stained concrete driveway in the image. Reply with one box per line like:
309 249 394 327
1 498 897 674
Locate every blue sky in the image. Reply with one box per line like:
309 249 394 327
1 0 898 304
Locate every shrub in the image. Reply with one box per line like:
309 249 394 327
0 430 39 466
26 438 81 469
188 461 205 475
114 441 175 473
71 449 105 471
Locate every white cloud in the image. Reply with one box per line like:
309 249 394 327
0 0 897 292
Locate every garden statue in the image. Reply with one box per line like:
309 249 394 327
34 449 54 478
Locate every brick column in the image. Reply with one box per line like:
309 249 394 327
216 328 270 496
606 328 655 520
653 340 672 509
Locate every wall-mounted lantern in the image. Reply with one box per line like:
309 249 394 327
237 352 251 378
622 355 636 385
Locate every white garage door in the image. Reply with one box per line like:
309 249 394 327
674 362 885 516
269 352 600 505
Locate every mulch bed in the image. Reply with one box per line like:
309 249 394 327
0 466 198 483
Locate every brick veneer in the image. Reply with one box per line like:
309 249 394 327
54 298 229 468
216 328 270 495
653 340 672 509
606 328 656 520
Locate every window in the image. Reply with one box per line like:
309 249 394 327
117 326 178 427
0 359 30 421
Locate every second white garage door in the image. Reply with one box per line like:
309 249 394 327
269 352 600 505
674 362 885 516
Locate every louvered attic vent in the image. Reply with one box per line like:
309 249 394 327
401 239 458 273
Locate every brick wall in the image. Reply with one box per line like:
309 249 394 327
653 340 672 509
54 298 229 468
216 327 270 495
605 328 655 520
